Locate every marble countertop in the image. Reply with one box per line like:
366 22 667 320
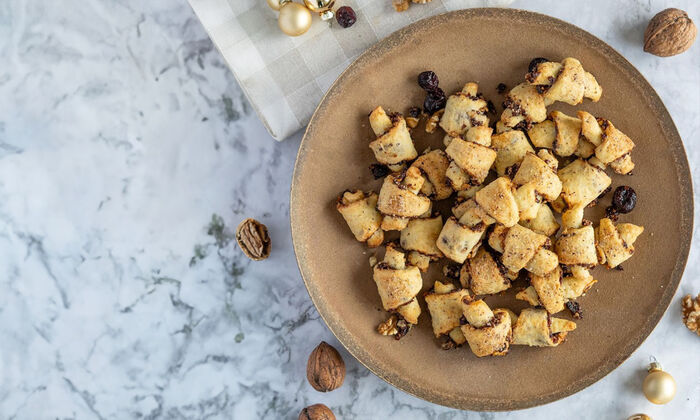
0 0 698 419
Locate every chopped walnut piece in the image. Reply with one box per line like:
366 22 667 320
681 293 700 335
377 315 399 336
425 109 444 133
392 0 409 12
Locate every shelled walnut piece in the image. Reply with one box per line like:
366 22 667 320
681 294 700 335
392 0 432 12
235 218 271 261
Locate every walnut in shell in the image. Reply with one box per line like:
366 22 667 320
306 341 345 392
299 404 336 420
644 8 697 57
681 293 700 336
235 218 271 261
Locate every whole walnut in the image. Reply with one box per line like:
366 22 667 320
306 341 345 392
299 404 336 420
644 8 697 57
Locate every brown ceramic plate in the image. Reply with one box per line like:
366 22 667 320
290 9 692 411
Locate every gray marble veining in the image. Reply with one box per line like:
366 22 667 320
0 0 698 419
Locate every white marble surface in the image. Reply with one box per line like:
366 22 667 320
0 0 698 419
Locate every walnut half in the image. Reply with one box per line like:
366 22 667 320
681 293 700 336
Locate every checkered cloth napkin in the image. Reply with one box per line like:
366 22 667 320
188 0 514 140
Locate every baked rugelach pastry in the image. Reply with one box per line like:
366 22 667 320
528 111 585 157
460 299 512 357
499 83 548 130
436 198 493 263
456 184 483 200
488 224 559 276
336 190 384 248
527 109 635 173
439 82 489 137
377 166 432 231
516 265 597 314
511 307 576 347
490 130 535 176
369 106 418 171
410 149 453 200
596 218 644 268
555 225 598 267
373 243 423 337
558 159 611 229
400 213 444 271
425 280 471 344
474 177 520 227
520 203 560 237
460 247 511 295
444 126 497 189
512 152 563 222
525 57 602 106
585 115 636 175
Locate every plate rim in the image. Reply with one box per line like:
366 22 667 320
290 7 693 411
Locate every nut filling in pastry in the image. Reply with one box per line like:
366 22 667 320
335 56 645 356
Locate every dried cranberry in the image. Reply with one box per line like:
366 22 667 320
496 83 507 94
423 88 446 114
612 186 637 213
487 100 496 115
408 106 421 118
335 6 356 28
528 57 549 73
566 301 583 319
369 163 390 179
417 71 439 91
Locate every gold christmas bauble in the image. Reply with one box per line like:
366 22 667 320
642 363 676 405
266 0 284 11
627 415 652 420
278 2 312 36
303 0 334 13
